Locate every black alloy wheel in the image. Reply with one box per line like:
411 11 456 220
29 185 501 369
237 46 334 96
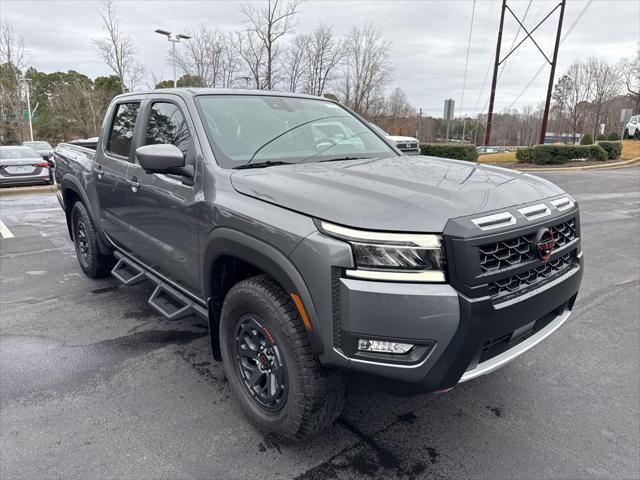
233 313 288 412
76 219 90 264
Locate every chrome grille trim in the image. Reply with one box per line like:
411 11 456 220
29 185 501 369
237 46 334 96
518 204 551 220
551 197 575 211
471 212 516 230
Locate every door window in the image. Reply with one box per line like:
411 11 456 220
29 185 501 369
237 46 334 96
106 103 140 158
145 102 192 157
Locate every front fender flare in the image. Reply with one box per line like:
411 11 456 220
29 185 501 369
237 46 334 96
202 227 324 355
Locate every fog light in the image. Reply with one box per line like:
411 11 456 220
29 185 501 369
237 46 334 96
357 339 414 354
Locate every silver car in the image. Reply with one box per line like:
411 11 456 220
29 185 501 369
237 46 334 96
0 146 52 187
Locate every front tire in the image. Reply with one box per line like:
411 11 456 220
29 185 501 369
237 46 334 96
71 202 113 278
220 275 346 441
623 129 630 140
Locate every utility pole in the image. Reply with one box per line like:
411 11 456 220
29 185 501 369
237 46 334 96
24 78 33 142
484 0 507 146
484 0 566 146
416 108 422 140
539 0 566 145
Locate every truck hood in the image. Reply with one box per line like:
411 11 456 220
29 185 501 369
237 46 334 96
230 155 564 232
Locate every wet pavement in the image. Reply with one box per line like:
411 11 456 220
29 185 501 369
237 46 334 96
1 168 639 479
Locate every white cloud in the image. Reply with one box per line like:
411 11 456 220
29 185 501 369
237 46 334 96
3 0 638 116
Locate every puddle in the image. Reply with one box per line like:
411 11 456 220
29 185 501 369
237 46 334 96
0 328 207 403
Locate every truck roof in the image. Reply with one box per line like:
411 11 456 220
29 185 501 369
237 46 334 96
112 88 331 103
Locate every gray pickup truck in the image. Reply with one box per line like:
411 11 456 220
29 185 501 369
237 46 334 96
54 89 583 440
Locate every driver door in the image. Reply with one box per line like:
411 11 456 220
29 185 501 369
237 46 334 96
125 97 201 295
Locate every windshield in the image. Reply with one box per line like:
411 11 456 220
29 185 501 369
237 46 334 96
23 141 52 150
0 147 40 159
196 95 396 168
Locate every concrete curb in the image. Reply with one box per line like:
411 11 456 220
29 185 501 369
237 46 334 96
0 185 57 197
512 157 640 173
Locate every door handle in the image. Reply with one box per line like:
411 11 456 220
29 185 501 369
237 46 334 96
96 165 103 179
128 176 140 193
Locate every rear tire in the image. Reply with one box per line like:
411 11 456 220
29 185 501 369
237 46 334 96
635 129 640 141
220 275 346 441
71 202 113 278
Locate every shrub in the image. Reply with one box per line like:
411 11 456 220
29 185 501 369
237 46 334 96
596 133 607 141
579 133 593 145
516 144 607 164
419 143 478 162
588 145 608 161
516 147 535 163
597 141 622 160
607 132 621 141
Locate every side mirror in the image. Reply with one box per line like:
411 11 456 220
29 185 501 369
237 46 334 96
136 144 185 172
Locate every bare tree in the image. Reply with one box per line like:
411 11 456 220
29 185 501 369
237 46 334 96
92 0 144 93
220 32 241 88
619 46 640 112
304 25 344 96
587 57 621 137
173 26 226 87
564 61 592 143
384 87 415 134
234 30 267 89
339 25 392 116
0 21 29 143
0 21 27 82
241 0 302 90
284 33 308 92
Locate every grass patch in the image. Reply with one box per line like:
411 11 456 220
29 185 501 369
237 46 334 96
621 140 640 160
478 151 517 163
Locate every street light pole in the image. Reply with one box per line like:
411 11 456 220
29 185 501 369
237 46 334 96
154 29 192 88
24 78 33 142
172 41 177 88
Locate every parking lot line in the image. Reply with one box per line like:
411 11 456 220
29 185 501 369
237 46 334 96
0 220 15 239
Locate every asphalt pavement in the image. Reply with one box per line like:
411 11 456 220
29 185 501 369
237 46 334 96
1 168 639 480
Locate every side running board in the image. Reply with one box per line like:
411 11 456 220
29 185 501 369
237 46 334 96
111 251 207 322
111 256 145 285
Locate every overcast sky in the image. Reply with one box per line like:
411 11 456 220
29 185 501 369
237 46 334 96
2 0 639 116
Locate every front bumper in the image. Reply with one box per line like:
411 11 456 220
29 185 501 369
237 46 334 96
329 256 581 393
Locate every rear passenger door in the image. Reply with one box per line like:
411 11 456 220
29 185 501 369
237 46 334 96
95 101 140 251
125 97 201 295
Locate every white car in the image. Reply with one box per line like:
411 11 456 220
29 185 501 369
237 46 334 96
623 115 640 140
370 123 421 155
0 146 52 187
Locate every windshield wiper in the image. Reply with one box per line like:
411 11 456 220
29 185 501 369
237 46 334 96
234 160 292 170
248 115 345 163
319 156 375 163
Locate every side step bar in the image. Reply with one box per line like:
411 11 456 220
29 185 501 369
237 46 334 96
111 256 145 285
111 251 207 322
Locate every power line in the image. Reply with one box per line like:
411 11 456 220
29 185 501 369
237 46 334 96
459 0 476 140
506 0 594 110
471 0 500 115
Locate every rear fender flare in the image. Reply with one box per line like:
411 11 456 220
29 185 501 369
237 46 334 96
60 174 112 256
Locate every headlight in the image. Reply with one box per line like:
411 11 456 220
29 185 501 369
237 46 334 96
318 221 446 282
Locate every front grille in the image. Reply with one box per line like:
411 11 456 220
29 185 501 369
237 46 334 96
479 218 576 273
488 252 574 298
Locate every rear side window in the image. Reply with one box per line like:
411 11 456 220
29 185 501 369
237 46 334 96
144 102 192 156
107 102 140 158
